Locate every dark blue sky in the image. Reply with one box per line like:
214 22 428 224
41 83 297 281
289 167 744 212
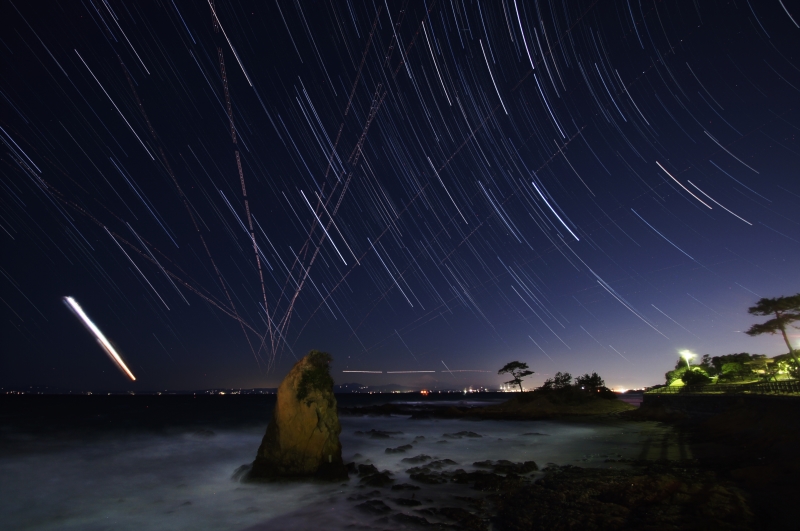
1 0 799 392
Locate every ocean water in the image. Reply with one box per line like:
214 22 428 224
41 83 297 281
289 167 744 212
1 395 653 530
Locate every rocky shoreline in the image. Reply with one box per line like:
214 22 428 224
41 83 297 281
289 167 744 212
336 429 752 530
325 393 799 530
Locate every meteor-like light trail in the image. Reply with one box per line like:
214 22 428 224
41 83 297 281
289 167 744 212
4 1 800 394
608 345 629 361
529 335 554 362
687 180 752 225
530 180 579 240
301 190 347 265
596 280 669 340
655 161 713 209
395 329 418 363
703 131 760 174
651 304 700 338
480 39 508 115
74 50 154 160
441 360 457 379
104 227 171 310
630 209 696 262
63 296 136 380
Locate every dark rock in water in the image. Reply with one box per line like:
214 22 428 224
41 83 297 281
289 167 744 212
391 513 431 526
231 464 251 481
472 459 539 475
401 454 433 463
428 459 458 469
355 429 403 439
391 483 421 491
347 490 382 501
385 444 413 454
345 462 357 475
489 459 538 475
409 471 449 484
413 435 425 442
247 351 347 480
442 431 482 439
390 497 422 507
355 499 392 514
357 463 378 476
359 470 394 487
521 432 549 436
493 464 752 530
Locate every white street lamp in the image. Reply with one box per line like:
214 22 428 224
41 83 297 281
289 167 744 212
679 350 695 370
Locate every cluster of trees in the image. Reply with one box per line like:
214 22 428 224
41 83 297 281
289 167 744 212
502 293 799 391
498 361 611 395
665 353 764 385
665 293 800 385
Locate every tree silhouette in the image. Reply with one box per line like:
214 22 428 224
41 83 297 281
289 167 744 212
575 372 605 391
746 293 800 366
541 371 572 390
498 361 534 392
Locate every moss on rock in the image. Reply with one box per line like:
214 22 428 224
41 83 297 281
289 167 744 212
296 350 334 403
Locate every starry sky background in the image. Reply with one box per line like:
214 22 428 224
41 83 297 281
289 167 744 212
1 0 799 392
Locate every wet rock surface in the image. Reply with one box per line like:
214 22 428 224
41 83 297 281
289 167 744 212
442 430 482 438
338 418 756 531
385 444 413 453
346 456 751 530
473 459 538 474
354 429 404 439
493 462 752 530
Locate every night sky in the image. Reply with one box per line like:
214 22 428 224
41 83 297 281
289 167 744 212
2 1 799 392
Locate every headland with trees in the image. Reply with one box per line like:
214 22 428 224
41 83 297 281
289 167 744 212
651 293 800 394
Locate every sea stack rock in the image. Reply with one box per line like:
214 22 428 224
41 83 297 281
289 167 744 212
248 350 347 480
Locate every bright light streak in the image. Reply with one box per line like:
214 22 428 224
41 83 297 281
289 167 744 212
387 371 436 373
479 39 508 114
206 0 253 86
342 370 382 373
428 157 467 224
513 0 536 73
686 180 752 225
703 131 759 174
530 180 579 240
74 50 154 160
630 208 696 262
655 161 713 209
441 360 456 378
301 190 347 265
63 296 136 381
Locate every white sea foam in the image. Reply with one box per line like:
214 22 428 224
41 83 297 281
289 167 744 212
1 416 652 530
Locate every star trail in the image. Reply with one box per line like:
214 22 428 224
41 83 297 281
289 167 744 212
1 1 799 391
